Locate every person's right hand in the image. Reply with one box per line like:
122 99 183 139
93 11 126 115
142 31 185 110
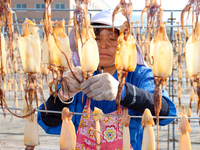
59 66 83 101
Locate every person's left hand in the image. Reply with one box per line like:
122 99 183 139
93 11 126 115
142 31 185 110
81 73 119 101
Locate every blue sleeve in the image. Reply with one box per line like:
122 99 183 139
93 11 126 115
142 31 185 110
125 65 177 126
37 91 78 135
37 83 72 134
37 104 62 135
159 90 177 125
138 65 177 125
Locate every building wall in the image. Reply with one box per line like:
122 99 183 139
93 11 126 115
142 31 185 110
11 0 109 24
12 0 71 23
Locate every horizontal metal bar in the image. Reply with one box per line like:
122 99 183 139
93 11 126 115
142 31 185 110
11 8 184 12
12 23 193 28
12 8 102 12
1 107 200 120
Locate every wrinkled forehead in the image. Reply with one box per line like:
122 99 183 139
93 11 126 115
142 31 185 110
94 28 119 36
92 23 119 37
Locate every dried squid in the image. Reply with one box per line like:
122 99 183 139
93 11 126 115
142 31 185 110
60 107 76 150
0 31 6 115
42 0 79 102
112 2 136 148
73 0 99 122
42 19 74 99
40 64 49 82
0 32 6 75
121 107 131 150
0 0 10 115
21 105 39 150
73 0 99 78
141 108 155 150
178 113 192 150
112 0 137 108
185 21 200 114
187 106 191 123
42 20 72 68
152 23 173 150
0 0 13 57
141 0 162 31
43 0 53 42
0 20 36 118
181 0 200 30
18 19 46 120
150 28 157 65
93 107 106 150
18 19 46 149
182 0 200 120
150 5 173 149
141 0 162 65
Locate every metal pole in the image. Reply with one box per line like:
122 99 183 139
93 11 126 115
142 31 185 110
168 124 170 150
170 10 176 150
11 8 185 12
2 106 200 119
11 23 193 28
12 11 20 34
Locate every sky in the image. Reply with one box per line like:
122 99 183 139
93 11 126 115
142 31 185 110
102 0 191 24
104 0 189 10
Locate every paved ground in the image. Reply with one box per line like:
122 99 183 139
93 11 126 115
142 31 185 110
0 80 200 150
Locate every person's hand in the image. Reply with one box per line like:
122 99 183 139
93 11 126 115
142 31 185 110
59 66 83 100
81 73 119 101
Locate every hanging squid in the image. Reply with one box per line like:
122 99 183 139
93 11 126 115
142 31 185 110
151 6 173 150
21 105 39 150
43 19 74 100
0 0 13 57
18 18 47 149
93 107 106 150
0 2 15 115
18 18 46 109
0 32 6 116
73 0 99 121
178 113 192 150
112 0 137 109
141 0 161 32
185 21 200 114
112 2 137 149
181 0 200 30
141 108 155 150
181 0 200 117
187 106 192 123
42 0 78 103
60 107 76 150
141 0 162 65
121 107 131 150
73 0 98 79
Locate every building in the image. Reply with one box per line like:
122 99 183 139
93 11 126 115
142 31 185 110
11 0 111 24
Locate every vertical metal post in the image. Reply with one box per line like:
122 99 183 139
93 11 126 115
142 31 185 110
168 124 170 150
170 10 176 150
12 11 20 34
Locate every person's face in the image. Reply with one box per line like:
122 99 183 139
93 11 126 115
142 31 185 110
95 28 119 67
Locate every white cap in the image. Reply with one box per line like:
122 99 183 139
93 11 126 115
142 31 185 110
90 9 127 28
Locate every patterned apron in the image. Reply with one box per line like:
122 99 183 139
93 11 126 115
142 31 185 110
76 99 133 150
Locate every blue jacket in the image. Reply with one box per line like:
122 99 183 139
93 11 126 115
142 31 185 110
38 64 176 150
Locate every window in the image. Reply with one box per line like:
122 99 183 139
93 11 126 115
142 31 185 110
54 4 65 9
16 3 26 9
35 4 45 9
55 4 59 9
41 4 45 9
61 4 65 9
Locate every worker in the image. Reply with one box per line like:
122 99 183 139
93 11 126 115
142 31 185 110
37 10 176 150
